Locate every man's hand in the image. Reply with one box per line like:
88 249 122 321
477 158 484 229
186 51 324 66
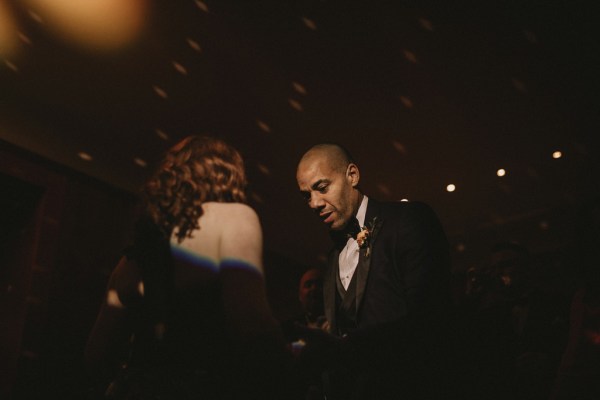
290 323 348 370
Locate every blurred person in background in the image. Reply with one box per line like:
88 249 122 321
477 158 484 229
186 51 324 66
551 198 600 400
85 136 297 399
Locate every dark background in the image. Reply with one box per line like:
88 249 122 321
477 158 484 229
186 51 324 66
0 0 598 397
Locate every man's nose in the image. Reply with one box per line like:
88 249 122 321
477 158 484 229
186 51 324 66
309 193 324 209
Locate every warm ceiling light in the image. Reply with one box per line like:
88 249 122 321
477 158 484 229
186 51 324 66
292 82 307 95
418 18 434 32
399 96 413 109
552 151 562 159
400 198 409 202
4 60 18 72
0 1 19 57
153 85 168 99
155 129 169 140
134 157 147 167
403 49 418 64
288 99 303 111
172 61 187 75
392 140 407 155
28 10 43 23
22 0 148 52
377 184 391 196
257 163 271 176
250 191 263 204
18 32 32 45
256 119 271 133
186 38 202 52
302 17 317 30
195 1 208 12
446 184 456 192
78 152 93 161
497 169 506 177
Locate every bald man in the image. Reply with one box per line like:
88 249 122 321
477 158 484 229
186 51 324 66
296 143 452 399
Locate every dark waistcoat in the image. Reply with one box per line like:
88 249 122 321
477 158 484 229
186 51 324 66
334 266 358 336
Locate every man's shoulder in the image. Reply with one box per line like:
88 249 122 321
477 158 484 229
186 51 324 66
370 200 445 235
374 199 436 218
369 200 448 252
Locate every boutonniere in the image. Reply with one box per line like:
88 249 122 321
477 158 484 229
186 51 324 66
357 217 379 258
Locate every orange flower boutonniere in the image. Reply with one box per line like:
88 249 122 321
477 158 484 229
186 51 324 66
356 227 370 248
356 217 379 258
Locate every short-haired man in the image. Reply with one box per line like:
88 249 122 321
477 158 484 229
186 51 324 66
296 143 452 398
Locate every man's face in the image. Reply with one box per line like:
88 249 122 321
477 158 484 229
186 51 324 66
297 155 358 231
299 269 324 315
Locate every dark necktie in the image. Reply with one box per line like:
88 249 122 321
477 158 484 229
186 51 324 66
344 217 361 240
330 217 361 249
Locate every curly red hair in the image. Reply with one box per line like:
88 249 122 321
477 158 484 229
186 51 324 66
142 136 247 242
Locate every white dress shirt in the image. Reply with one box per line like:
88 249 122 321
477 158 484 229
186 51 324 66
338 196 368 290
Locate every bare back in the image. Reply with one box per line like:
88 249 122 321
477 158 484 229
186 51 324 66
85 201 280 390
171 202 264 275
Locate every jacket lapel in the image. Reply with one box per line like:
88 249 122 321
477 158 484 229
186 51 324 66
355 199 382 313
324 247 339 334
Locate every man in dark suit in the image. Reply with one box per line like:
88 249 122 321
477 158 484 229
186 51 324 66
296 143 452 399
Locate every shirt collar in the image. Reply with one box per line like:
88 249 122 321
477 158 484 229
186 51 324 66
355 195 368 227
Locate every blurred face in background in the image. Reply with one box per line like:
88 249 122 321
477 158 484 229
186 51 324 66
299 268 324 317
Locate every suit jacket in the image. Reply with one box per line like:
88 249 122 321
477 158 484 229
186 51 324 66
324 199 453 398
325 199 451 336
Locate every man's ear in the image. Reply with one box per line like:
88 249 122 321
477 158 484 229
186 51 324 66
346 163 360 187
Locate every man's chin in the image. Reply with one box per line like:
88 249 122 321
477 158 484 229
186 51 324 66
328 221 343 231
328 218 349 231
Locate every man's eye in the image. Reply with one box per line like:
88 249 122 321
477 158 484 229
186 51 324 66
318 185 328 193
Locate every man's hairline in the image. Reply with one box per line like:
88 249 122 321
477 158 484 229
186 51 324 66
297 153 354 178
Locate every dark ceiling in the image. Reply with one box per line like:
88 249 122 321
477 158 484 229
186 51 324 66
1 0 597 268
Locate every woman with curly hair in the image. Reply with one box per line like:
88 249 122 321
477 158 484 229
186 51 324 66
85 136 296 399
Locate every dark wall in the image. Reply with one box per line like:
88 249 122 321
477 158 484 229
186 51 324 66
0 141 138 398
0 140 307 398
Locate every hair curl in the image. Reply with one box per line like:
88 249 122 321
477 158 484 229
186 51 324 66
142 136 247 242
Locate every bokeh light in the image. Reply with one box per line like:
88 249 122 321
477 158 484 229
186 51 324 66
23 0 149 52
133 157 147 167
0 1 19 56
78 152 93 161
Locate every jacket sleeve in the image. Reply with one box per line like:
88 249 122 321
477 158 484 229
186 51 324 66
394 202 451 318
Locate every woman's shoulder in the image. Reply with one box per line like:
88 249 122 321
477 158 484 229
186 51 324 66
203 201 257 213
203 202 260 224
205 203 263 270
